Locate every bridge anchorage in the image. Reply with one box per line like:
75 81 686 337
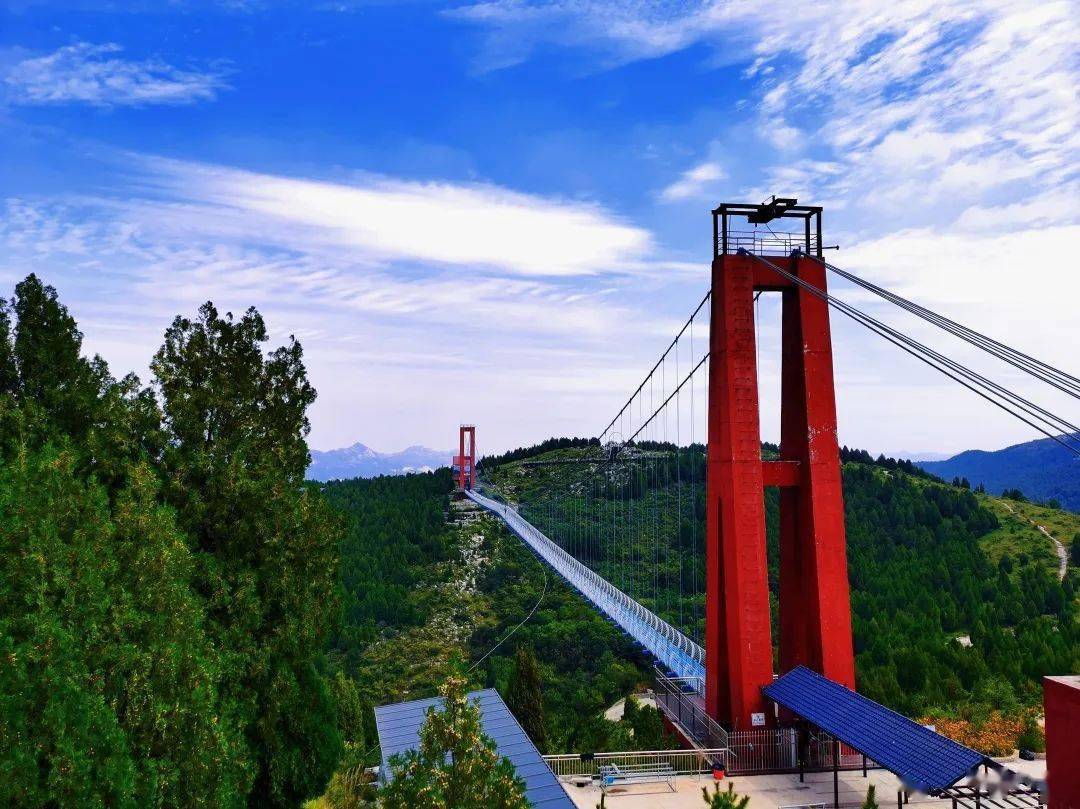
466 195 1076 795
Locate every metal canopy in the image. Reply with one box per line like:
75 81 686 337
374 688 575 808
763 666 989 794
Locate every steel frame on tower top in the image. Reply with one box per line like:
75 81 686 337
713 198 823 259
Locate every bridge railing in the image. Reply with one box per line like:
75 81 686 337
652 668 728 753
542 749 728 780
466 490 705 686
722 229 819 256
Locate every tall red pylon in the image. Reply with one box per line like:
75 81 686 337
705 200 855 730
453 425 476 491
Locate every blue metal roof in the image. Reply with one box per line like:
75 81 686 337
374 688 575 808
763 666 986 794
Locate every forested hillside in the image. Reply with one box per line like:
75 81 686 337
319 472 673 767
0 276 343 807
481 441 1079 750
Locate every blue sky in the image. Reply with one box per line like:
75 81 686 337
1 1 1077 456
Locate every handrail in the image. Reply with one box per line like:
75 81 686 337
542 748 728 779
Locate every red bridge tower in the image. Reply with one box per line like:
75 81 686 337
706 199 855 730
453 425 476 491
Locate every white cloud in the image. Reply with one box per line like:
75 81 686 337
127 156 652 277
3 42 227 106
659 161 725 202
0 182 679 452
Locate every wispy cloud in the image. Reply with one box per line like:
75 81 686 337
659 161 725 202
124 155 653 277
0 176 671 451
2 42 228 106
454 1 1079 231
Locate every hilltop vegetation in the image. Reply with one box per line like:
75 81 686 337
0 276 343 807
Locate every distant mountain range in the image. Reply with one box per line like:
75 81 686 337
307 443 451 482
918 434 1080 512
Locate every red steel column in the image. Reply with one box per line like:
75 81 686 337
778 275 809 672
778 256 855 686
1044 675 1080 809
466 426 476 490
458 427 467 490
706 252 775 729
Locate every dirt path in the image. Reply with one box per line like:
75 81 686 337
1000 501 1068 581
1038 524 1069 582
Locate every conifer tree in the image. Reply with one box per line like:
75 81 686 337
381 675 529 809
702 781 750 809
507 645 547 751
152 302 344 806
862 784 880 809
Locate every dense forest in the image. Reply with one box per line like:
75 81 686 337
0 276 344 807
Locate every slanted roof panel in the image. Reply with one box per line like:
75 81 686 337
763 667 986 794
374 688 574 808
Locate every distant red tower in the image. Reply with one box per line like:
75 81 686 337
453 425 476 491
706 200 855 730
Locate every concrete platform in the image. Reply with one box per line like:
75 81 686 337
563 762 1047 809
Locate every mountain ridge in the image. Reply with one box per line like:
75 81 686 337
307 442 452 482
918 433 1080 512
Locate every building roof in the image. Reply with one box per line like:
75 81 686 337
763 666 987 794
374 688 575 808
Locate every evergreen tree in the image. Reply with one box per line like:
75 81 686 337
9 274 103 441
702 782 750 809
380 675 529 809
0 446 247 806
152 302 344 807
507 646 547 751
1071 533 1080 567
0 278 249 806
862 784 880 809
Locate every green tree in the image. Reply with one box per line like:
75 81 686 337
622 696 670 750
506 646 547 751
702 782 750 809
1070 533 1080 567
152 302 344 807
380 675 529 809
9 274 104 441
0 278 249 807
862 784 880 809
1017 715 1045 753
0 446 247 807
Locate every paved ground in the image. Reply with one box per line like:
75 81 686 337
562 760 1047 809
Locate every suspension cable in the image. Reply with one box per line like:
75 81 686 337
599 290 711 441
746 251 1080 456
816 257 1080 399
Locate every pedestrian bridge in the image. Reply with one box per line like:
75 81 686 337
466 489 705 688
